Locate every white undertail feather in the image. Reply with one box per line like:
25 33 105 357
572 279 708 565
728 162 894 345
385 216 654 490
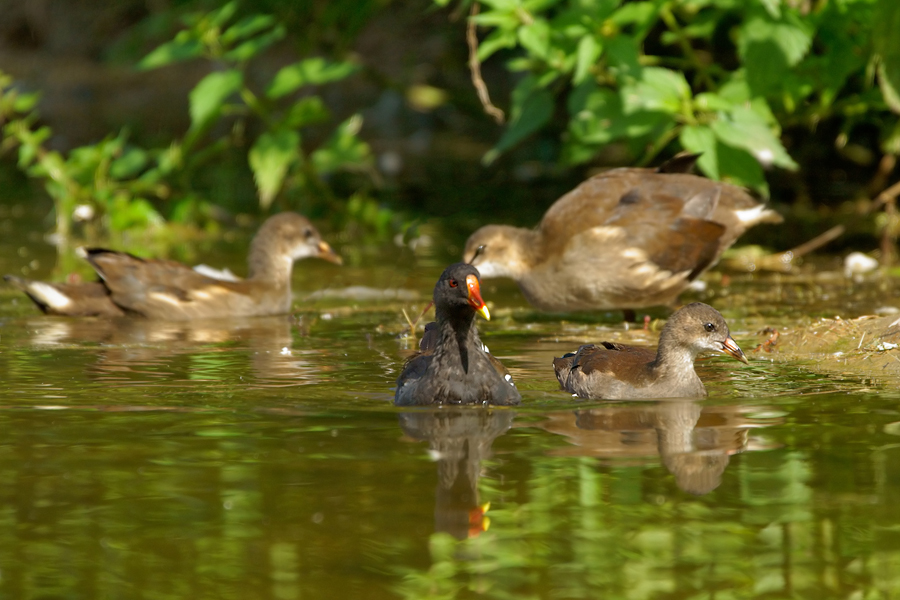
30 283 71 309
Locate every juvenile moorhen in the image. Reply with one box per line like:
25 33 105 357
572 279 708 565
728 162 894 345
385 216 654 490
4 212 341 320
394 263 521 406
553 302 748 399
463 154 781 312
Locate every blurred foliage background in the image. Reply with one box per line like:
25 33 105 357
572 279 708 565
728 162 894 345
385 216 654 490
0 0 898 265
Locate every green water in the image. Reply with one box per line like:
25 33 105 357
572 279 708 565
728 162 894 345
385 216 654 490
2 203 900 599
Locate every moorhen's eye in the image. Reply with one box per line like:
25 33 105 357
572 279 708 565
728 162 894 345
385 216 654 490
304 228 314 240
469 245 487 263
448 278 459 288
704 322 716 332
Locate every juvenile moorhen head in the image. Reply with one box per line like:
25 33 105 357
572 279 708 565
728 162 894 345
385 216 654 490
553 302 747 399
394 263 521 406
4 212 341 320
463 154 782 313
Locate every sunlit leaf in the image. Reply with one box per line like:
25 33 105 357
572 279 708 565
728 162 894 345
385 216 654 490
189 70 243 129
476 28 518 62
738 10 813 94
221 14 277 44
266 58 359 99
573 35 602 84
680 125 719 178
249 130 300 209
710 106 797 170
621 67 690 114
138 34 203 70
311 115 372 175
223 25 286 62
517 18 551 59
208 1 238 28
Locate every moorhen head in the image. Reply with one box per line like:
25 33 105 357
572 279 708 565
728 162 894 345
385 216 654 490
463 154 781 313
4 212 341 320
553 302 747 399
394 263 521 406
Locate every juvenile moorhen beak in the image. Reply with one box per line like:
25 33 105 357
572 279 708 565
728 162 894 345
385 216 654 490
721 336 749 364
317 241 343 265
465 274 490 320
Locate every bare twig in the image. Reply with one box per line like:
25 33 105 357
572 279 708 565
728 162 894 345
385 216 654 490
786 224 845 259
467 3 505 124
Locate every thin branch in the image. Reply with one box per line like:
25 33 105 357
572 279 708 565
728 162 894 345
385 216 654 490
467 3 505 125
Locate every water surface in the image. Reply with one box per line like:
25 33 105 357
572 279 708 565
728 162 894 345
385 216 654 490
1 203 900 599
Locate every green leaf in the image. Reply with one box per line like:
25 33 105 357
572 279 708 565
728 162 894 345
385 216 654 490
221 14 277 44
476 29 518 62
110 147 149 180
693 92 735 112
311 115 372 175
738 10 813 95
874 0 900 113
573 35 602 84
223 24 286 62
266 58 359 99
710 106 797 170
189 70 243 129
605 35 642 82
209 1 238 28
680 125 719 178
249 130 301 209
12 91 40 113
621 67 690 115
138 34 203 70
517 18 551 59
716 141 768 194
282 97 330 129
567 82 626 144
484 76 554 164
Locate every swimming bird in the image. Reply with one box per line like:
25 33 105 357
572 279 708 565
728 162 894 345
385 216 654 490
4 212 341 320
553 302 747 399
394 263 521 406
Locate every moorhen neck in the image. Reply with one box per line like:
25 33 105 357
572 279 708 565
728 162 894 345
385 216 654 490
4 212 341 320
394 263 521 406
553 302 748 399
463 154 781 312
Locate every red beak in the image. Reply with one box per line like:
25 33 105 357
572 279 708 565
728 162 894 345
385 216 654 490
465 274 490 320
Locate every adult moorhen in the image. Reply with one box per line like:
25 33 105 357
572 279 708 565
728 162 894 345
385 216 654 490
4 212 341 320
394 263 521 406
463 154 781 312
553 302 748 399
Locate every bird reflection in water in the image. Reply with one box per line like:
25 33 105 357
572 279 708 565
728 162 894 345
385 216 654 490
540 400 781 495
399 409 514 539
16 315 327 390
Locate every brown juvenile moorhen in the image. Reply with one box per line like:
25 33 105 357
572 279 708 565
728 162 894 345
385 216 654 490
463 154 781 312
553 302 748 399
4 212 341 320
394 263 521 406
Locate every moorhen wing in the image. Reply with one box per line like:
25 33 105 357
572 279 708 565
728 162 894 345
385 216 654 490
553 302 748 399
463 154 781 312
4 212 341 320
394 263 521 406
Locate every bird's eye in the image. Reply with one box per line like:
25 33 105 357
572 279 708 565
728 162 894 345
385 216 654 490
304 228 314 239
469 245 487 263
704 322 716 332
448 278 459 288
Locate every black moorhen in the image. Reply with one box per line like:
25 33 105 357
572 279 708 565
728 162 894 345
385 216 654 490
553 302 748 399
463 154 781 312
394 263 521 406
4 212 341 320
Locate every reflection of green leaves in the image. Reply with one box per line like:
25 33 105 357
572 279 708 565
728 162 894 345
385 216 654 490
267 59 359 99
189 70 243 129
249 130 301 209
874 0 900 113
